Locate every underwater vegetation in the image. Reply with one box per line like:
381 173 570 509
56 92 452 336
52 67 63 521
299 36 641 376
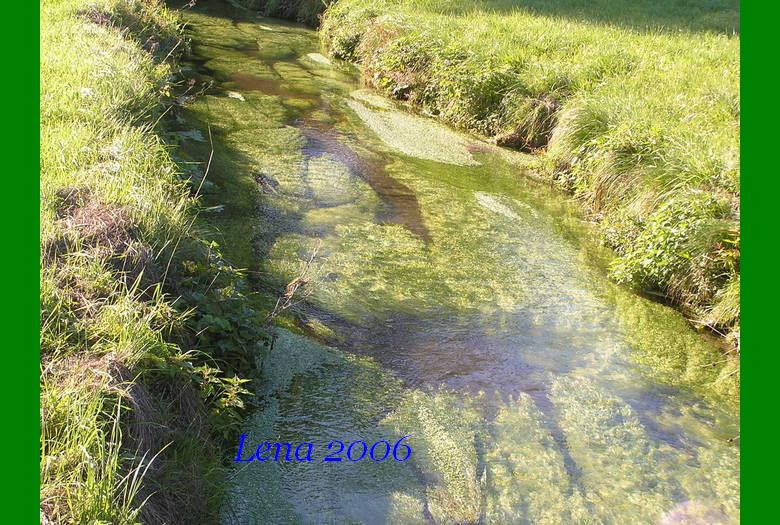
172 5 739 523
312 0 741 347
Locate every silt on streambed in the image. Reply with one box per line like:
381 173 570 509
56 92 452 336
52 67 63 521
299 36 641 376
172 3 738 523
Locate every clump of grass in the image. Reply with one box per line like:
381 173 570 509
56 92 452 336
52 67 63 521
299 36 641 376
40 0 268 522
317 0 740 344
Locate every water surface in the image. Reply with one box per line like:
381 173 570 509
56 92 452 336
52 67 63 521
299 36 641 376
174 5 739 524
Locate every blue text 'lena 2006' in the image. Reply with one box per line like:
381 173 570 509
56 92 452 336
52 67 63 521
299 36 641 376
233 435 412 463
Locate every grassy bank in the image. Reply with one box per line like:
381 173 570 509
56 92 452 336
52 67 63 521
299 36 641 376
313 0 740 346
40 0 269 522
228 0 330 25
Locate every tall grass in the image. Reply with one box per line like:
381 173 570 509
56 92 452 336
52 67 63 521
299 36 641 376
228 0 332 25
318 0 740 343
40 0 265 522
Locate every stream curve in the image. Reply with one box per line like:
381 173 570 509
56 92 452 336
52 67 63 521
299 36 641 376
174 4 739 524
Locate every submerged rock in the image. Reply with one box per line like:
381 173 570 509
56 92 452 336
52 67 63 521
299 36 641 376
305 52 331 66
659 500 729 525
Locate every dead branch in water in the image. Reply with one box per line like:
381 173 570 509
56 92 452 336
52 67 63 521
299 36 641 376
264 240 321 329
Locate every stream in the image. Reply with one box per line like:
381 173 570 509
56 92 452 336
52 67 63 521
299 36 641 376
173 4 739 524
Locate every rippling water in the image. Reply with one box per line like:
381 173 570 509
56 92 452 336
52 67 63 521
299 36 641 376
174 4 739 523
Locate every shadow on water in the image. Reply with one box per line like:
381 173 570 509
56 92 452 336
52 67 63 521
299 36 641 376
298 122 432 243
183 14 431 247
172 2 739 524
229 71 318 102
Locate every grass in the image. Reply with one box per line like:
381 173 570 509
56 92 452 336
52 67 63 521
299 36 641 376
40 0 268 522
229 0 331 25
314 0 740 345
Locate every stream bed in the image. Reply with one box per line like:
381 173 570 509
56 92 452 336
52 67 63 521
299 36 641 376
173 4 739 524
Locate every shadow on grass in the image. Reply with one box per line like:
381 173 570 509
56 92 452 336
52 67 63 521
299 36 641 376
408 0 739 35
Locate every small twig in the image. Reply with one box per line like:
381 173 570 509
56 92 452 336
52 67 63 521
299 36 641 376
161 35 183 66
264 240 321 326
715 367 740 383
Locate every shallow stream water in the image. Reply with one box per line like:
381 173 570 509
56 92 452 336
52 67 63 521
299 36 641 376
174 4 739 524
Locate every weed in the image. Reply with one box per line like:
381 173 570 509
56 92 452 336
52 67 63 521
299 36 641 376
40 0 269 522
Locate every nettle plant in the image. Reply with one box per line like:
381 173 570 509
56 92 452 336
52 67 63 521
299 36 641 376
178 240 271 374
169 240 272 434
609 191 738 315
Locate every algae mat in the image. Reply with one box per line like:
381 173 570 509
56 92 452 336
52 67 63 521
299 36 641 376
175 4 739 524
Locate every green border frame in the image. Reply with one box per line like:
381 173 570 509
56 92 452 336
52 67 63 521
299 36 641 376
9 0 40 519
741 0 758 522
24 0 752 520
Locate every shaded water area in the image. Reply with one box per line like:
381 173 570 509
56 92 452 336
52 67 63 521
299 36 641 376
173 4 739 524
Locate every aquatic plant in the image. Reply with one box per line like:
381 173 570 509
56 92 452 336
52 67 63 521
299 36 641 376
316 0 740 343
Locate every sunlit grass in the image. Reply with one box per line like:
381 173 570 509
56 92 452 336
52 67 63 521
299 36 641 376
39 0 231 522
320 0 740 342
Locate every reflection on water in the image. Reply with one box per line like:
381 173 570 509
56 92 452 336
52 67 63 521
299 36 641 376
174 3 739 524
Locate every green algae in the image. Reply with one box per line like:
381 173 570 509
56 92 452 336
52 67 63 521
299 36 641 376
552 376 681 522
227 329 429 524
383 391 484 524
484 394 591 524
551 376 738 523
609 289 740 404
350 88 397 110
221 399 302 525
347 98 480 166
172 4 740 523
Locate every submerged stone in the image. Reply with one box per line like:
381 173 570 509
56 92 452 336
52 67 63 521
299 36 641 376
305 52 332 66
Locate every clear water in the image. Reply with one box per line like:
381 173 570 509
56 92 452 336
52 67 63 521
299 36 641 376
174 4 739 524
